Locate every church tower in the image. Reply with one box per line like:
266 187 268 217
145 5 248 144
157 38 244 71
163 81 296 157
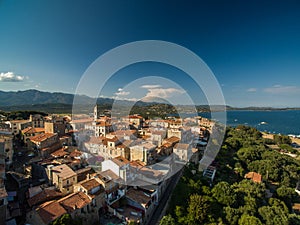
94 104 98 122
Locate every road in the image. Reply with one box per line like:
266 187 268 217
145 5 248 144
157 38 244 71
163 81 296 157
146 168 184 225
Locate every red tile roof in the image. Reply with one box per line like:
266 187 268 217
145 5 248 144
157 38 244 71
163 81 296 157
51 164 76 179
22 127 45 134
80 178 101 191
163 136 180 144
51 147 69 158
58 192 91 213
28 189 62 207
69 149 82 158
36 201 67 224
245 172 262 183
29 133 57 143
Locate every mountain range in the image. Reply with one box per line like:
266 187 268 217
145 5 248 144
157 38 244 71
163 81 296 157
0 89 298 113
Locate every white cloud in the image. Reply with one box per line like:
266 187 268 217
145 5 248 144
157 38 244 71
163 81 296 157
112 96 138 101
247 88 257 92
118 88 123 92
141 84 162 89
0 72 26 82
144 87 185 99
115 91 130 96
264 85 300 94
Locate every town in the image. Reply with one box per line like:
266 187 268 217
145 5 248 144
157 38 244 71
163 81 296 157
0 105 214 225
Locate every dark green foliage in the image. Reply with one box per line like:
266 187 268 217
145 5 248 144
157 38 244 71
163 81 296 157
274 134 292 145
159 214 176 225
2 110 47 120
238 214 262 225
50 214 82 225
186 194 210 225
258 198 289 225
212 182 236 206
164 126 300 225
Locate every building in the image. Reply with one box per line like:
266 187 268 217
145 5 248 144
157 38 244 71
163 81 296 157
125 187 155 222
150 130 166 147
244 172 262 183
84 136 132 161
0 130 13 165
149 119 169 128
130 141 157 165
26 200 67 225
57 192 94 224
102 156 131 183
74 178 106 211
122 115 144 130
49 164 77 195
21 127 45 144
29 114 44 128
44 121 66 136
0 141 8 225
97 169 126 206
9 119 31 135
173 143 192 163
29 133 60 157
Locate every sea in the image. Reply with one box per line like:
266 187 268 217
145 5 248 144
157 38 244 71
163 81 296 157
197 110 300 136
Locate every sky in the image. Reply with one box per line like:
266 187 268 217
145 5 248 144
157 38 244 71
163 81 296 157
0 0 300 107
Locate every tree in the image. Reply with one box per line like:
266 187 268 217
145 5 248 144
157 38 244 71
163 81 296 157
277 186 297 203
238 214 262 225
212 181 236 206
237 146 263 165
288 214 300 225
50 214 82 225
186 194 210 225
274 134 291 145
258 198 289 225
224 206 240 225
160 215 176 225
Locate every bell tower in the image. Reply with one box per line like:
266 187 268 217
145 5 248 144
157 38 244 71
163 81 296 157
94 104 98 122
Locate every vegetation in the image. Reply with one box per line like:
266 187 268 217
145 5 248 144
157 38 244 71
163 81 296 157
0 110 47 120
50 214 82 225
165 125 300 224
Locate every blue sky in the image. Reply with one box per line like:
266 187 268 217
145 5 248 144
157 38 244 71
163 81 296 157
0 0 300 107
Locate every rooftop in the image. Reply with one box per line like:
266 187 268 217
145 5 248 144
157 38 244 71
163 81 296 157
163 136 180 144
244 172 262 183
22 127 45 134
51 147 69 158
80 178 101 191
69 149 82 158
28 189 62 207
58 192 91 212
111 130 137 136
98 169 119 182
174 143 190 150
51 164 76 179
126 188 151 206
29 133 57 143
112 156 130 167
70 118 93 123
36 201 67 225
